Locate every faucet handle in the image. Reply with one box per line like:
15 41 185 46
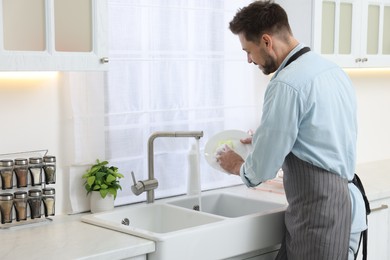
131 171 145 196
131 171 137 185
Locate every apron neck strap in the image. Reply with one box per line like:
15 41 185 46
285 47 311 68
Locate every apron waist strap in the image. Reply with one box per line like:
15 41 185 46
349 174 371 215
349 173 370 260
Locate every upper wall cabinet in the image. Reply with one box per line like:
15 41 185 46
0 0 108 71
278 0 390 68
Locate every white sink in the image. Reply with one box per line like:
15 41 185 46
81 189 286 260
81 203 223 241
167 192 285 217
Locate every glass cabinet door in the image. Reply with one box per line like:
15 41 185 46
338 2 353 54
321 1 354 55
0 0 107 70
366 4 380 55
319 0 360 67
321 1 336 54
288 0 390 67
54 0 93 52
383 6 390 54
2 0 46 51
361 0 390 67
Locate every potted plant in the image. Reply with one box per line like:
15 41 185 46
82 159 124 213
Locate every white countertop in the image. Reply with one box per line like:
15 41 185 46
0 213 155 260
1 159 389 260
356 159 390 201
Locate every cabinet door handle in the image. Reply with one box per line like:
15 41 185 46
355 58 362 63
371 204 388 212
100 57 109 64
361 58 368 63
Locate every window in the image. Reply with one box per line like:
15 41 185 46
69 0 264 210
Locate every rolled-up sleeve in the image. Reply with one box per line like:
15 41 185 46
240 81 302 187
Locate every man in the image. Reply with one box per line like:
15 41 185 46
216 1 367 259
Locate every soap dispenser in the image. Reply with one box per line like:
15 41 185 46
187 143 201 196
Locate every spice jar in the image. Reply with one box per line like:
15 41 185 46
14 158 29 188
13 191 28 221
28 189 42 219
43 155 56 184
0 159 14 190
29 157 43 186
42 187 55 217
0 193 13 224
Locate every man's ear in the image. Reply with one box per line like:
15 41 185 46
261 34 272 49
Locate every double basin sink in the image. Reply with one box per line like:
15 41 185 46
81 188 286 259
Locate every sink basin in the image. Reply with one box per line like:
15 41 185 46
81 190 286 260
167 192 285 217
81 203 223 241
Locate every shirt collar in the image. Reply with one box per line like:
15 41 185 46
271 43 305 80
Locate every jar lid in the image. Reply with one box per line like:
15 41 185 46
43 155 56 163
29 157 43 164
14 158 28 165
14 191 27 199
28 189 42 197
0 159 13 167
0 193 13 200
43 187 55 195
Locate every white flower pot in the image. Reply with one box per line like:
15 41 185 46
90 191 114 213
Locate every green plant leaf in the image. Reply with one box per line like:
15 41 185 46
108 187 118 199
82 159 124 200
106 174 116 183
85 184 92 192
96 171 106 180
100 189 109 198
88 165 101 174
112 172 124 179
87 176 96 187
99 160 109 166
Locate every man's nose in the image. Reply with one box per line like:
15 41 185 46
247 54 253 63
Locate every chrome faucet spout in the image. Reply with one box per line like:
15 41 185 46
131 131 204 203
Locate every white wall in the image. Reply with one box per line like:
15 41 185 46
348 70 390 163
0 72 66 214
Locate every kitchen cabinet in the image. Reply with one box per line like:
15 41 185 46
277 0 390 68
126 256 146 260
0 0 108 71
357 198 390 260
227 246 279 260
242 251 278 260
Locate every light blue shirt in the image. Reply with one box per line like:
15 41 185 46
240 44 366 232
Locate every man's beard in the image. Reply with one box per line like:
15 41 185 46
259 50 278 75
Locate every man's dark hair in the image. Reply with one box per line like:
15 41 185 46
229 1 292 43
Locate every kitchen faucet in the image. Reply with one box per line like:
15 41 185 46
131 131 204 203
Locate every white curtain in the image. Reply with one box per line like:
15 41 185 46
69 0 267 212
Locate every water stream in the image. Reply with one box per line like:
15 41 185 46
194 139 202 211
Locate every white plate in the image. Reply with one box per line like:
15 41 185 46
204 130 252 173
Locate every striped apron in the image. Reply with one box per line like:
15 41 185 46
276 153 352 260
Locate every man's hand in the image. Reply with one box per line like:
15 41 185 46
240 129 253 144
216 145 244 176
240 137 252 145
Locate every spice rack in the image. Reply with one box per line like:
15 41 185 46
0 149 56 229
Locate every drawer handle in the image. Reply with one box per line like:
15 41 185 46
371 204 388 212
